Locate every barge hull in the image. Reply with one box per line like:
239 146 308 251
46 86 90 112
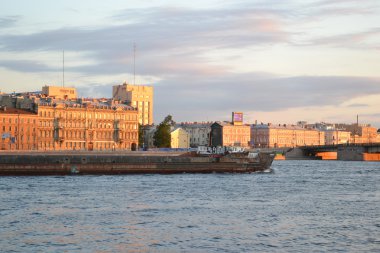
0 152 275 176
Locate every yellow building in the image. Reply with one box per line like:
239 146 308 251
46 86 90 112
42 86 77 100
112 83 153 125
171 127 190 149
251 123 324 148
37 102 139 151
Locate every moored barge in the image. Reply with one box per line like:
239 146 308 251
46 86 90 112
0 150 275 176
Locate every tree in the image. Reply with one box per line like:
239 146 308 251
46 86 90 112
153 115 176 148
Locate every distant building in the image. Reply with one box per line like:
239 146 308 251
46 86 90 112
171 127 190 149
42 86 77 100
335 123 380 143
251 123 324 148
177 122 212 148
36 101 138 151
309 122 351 145
311 122 380 144
324 130 351 145
112 83 153 125
210 122 251 147
0 85 139 151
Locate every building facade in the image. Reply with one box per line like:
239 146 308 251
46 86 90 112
37 102 139 151
210 122 251 147
0 86 140 151
177 122 212 148
112 83 153 125
324 130 351 145
170 127 190 149
337 124 380 144
251 124 325 148
42 86 77 100
0 107 38 150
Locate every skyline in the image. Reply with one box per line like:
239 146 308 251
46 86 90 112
0 0 379 127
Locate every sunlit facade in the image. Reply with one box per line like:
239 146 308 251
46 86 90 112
210 122 251 147
0 107 38 150
251 124 325 148
37 102 139 151
113 83 153 125
170 127 190 149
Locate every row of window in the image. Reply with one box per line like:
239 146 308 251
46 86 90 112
255 137 321 145
0 144 36 150
38 130 137 140
2 126 29 132
2 118 36 124
38 121 138 130
39 110 137 121
224 138 250 143
38 142 135 150
0 136 35 142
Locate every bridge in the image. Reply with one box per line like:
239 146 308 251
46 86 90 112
286 143 380 161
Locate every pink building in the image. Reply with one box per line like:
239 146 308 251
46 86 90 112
251 123 324 148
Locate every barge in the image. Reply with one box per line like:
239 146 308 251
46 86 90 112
0 150 275 176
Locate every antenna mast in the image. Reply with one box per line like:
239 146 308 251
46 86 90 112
133 42 136 85
63 50 65 87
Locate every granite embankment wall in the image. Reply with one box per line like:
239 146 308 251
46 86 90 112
337 146 365 161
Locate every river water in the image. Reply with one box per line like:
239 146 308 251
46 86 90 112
0 160 379 252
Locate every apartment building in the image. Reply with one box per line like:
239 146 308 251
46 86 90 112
113 83 153 125
251 123 324 148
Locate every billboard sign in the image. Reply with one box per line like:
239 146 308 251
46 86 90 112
232 112 243 125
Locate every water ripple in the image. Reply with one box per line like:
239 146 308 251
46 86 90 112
0 161 379 252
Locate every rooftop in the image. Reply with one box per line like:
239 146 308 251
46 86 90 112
0 107 36 115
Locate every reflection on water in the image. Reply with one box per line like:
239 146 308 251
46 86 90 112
0 161 379 252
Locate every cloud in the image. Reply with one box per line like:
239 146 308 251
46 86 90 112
0 6 289 58
0 3 379 124
0 16 19 29
77 73 380 122
0 6 291 80
346 103 368 108
0 60 58 72
312 0 378 7
310 27 380 49
362 113 380 117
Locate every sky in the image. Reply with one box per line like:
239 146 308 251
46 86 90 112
0 0 379 127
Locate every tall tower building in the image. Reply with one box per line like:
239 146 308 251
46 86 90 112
113 83 153 125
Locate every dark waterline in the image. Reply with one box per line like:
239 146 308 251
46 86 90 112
1 160 379 252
